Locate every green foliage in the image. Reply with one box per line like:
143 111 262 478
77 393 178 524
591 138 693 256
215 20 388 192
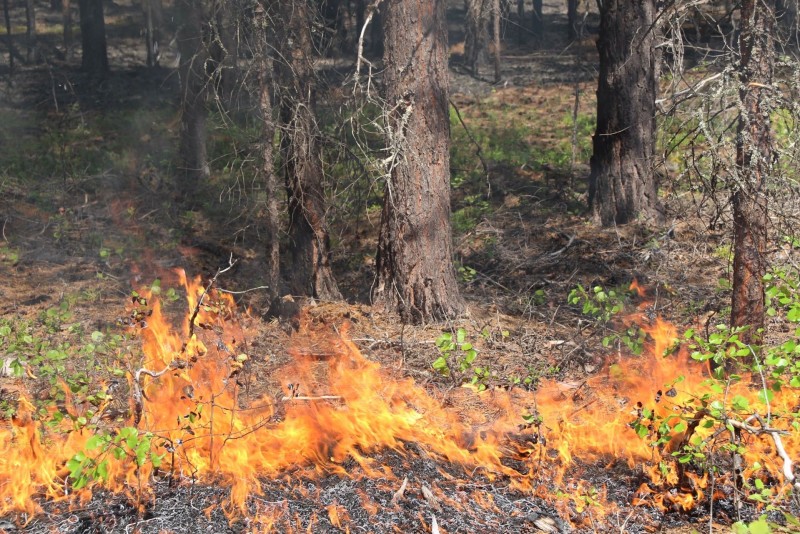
432 328 491 391
568 283 645 354
67 427 164 490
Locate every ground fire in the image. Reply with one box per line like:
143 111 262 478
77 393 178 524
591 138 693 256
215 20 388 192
1 274 798 531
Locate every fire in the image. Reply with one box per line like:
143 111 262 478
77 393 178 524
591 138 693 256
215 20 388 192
0 272 798 528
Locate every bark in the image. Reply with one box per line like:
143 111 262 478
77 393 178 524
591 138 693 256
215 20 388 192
274 0 340 300
177 0 210 192
63 0 72 53
143 0 163 67
588 0 664 226
25 0 38 63
3 0 12 77
464 0 490 76
531 0 543 39
257 1 281 302
516 0 525 44
731 0 776 350
78 0 108 76
492 0 501 83
374 0 465 323
567 0 578 40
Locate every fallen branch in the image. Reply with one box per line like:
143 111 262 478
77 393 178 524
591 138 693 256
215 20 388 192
390 476 408 507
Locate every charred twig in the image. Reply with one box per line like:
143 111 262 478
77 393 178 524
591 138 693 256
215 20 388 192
132 360 188 425
390 476 408 507
186 255 237 343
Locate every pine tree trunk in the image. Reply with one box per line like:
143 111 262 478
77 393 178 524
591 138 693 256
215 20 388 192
567 0 578 40
588 0 663 226
25 0 38 63
257 1 281 302
731 0 776 350
63 0 72 54
177 0 210 191
143 0 162 67
274 0 340 300
531 0 543 39
78 0 108 76
375 0 465 323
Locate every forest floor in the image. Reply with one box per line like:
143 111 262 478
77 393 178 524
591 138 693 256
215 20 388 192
1 1 798 533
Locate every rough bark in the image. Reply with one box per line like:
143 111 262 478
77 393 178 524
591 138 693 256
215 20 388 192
257 1 281 303
177 0 210 192
78 0 108 76
492 0 501 82
374 0 465 323
588 0 664 226
464 0 490 76
731 0 776 350
274 0 340 300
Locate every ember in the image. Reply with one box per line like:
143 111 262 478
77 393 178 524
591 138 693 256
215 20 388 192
1 273 798 531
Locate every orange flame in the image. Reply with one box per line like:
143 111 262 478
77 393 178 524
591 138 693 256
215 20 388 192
1 273 798 526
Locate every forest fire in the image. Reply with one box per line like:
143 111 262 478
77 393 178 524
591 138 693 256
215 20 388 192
1 275 798 530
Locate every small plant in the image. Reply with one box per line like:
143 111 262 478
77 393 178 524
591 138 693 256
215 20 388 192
568 283 645 354
432 328 491 391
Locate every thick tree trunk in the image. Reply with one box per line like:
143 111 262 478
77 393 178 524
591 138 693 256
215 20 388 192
177 0 210 191
274 0 340 300
464 0 490 76
257 1 281 302
374 0 465 323
588 0 663 226
78 0 108 76
731 0 776 350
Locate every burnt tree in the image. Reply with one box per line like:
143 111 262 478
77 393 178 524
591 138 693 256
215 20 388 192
78 0 108 76
588 0 663 226
177 0 210 191
274 0 340 299
374 0 465 323
731 0 776 349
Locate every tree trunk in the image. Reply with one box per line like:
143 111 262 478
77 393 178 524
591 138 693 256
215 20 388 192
464 0 490 76
63 0 73 54
374 0 465 323
588 0 663 226
567 0 578 40
492 0 501 82
177 0 210 192
257 1 281 303
143 0 163 67
209 0 238 110
25 0 38 63
3 0 13 77
78 0 108 76
516 0 524 44
730 0 776 351
274 0 340 300
531 0 543 39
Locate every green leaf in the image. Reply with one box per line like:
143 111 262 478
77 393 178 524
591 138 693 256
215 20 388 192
456 328 466 344
90 331 104 343
432 356 449 375
85 434 106 450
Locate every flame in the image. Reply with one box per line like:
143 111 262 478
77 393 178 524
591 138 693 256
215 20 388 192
1 273 798 527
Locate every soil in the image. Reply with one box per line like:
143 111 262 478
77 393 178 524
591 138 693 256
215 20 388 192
1 1 797 533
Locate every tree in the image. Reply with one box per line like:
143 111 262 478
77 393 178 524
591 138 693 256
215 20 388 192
25 0 37 63
374 0 465 323
730 0 776 349
588 0 664 226
78 0 108 76
464 0 490 76
142 0 163 67
273 0 340 299
567 0 578 40
176 0 210 191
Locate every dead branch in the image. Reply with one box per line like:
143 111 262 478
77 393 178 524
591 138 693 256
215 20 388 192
390 476 408 506
280 395 343 402
421 484 440 510
354 0 384 95
132 359 188 425
186 254 237 342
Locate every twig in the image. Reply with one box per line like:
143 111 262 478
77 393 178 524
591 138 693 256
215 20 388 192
132 360 187 425
216 285 270 295
186 255 237 342
450 98 491 198
421 484 440 511
390 476 408 506
280 395 343 402
354 0 384 95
